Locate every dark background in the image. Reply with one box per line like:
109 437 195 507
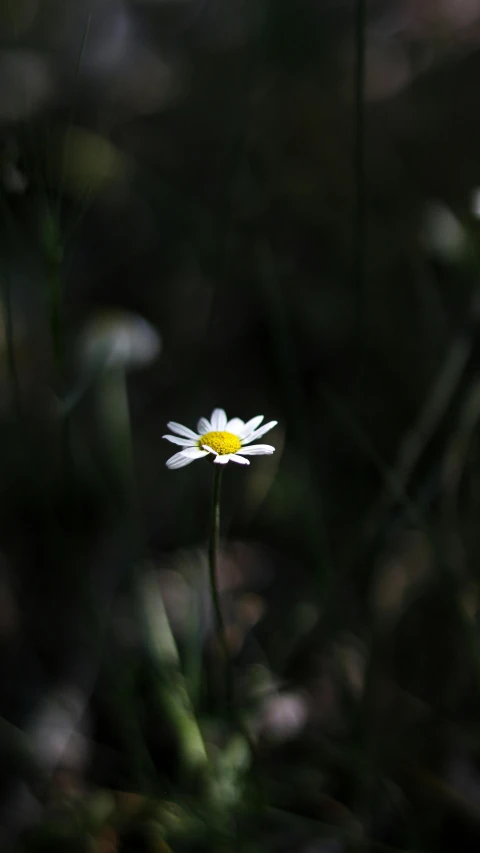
2 1 480 851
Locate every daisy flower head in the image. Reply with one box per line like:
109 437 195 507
163 409 277 469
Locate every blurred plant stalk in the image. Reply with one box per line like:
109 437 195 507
79 309 160 510
95 365 137 506
137 566 208 782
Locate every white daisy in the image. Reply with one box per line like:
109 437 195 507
163 408 277 469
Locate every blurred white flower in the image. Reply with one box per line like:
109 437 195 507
163 408 277 469
28 685 89 772
2 162 28 195
422 202 466 261
80 310 161 371
261 691 309 742
470 187 480 219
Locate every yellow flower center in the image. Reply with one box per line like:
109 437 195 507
200 430 242 455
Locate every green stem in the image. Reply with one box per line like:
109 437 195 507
138 567 208 782
208 466 233 712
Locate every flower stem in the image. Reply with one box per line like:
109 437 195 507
208 466 233 713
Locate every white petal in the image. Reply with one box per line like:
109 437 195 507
167 421 199 440
238 415 264 438
213 454 230 465
229 454 250 465
166 451 197 469
166 448 208 469
237 444 275 456
180 448 209 459
210 408 227 430
197 417 211 434
202 444 216 454
242 421 278 445
226 417 245 433
163 434 197 447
